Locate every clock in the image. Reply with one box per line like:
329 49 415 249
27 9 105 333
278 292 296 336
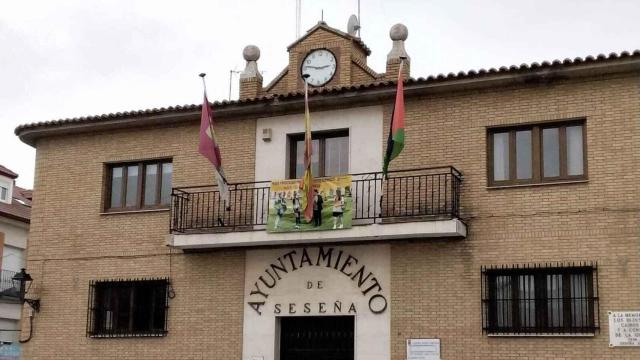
300 49 337 87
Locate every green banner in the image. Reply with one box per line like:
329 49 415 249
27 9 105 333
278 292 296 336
267 175 352 233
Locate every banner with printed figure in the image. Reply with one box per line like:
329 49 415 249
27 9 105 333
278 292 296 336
267 175 352 232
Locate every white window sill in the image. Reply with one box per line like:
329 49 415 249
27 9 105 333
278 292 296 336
100 208 170 216
487 179 589 190
488 332 595 337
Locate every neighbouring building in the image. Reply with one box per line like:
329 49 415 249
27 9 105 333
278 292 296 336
0 165 31 359
13 19 640 360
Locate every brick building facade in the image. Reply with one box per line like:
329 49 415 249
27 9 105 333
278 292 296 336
14 21 640 359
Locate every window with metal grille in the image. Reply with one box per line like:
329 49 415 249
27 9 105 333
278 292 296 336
481 263 599 335
87 278 169 338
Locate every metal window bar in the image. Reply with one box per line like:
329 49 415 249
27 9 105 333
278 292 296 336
0 270 18 296
170 166 462 234
481 262 599 335
86 278 170 338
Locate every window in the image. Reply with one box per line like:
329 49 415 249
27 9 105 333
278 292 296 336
87 278 169 337
289 130 349 179
106 160 172 211
488 120 586 186
0 186 7 202
481 263 599 334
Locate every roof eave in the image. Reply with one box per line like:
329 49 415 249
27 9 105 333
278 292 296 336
0 211 30 224
286 23 371 56
16 57 640 147
0 170 18 179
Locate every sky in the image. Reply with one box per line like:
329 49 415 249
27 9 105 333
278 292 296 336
1 0 638 188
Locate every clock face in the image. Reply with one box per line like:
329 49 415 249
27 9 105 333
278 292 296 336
300 49 337 87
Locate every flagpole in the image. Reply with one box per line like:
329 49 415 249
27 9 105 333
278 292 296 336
303 73 310 114
301 73 314 223
199 73 229 185
198 73 231 215
199 72 208 94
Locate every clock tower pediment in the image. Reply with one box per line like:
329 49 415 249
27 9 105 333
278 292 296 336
263 21 380 95
238 20 410 99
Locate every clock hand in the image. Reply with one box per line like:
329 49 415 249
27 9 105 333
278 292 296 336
304 65 331 70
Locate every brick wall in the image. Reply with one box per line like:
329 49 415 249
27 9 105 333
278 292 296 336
22 117 255 359
21 72 639 359
22 250 244 360
385 74 640 359
350 60 378 84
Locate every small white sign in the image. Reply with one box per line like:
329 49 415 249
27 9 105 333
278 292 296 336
407 338 440 360
609 311 640 347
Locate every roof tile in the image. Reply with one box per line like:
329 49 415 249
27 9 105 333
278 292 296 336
0 186 31 223
0 165 18 179
14 49 640 136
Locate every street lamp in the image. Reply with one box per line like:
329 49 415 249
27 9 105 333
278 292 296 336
12 268 40 312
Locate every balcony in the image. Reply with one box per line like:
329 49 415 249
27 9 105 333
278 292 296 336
0 270 19 299
168 167 466 249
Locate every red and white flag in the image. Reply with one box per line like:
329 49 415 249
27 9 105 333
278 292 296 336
199 94 230 207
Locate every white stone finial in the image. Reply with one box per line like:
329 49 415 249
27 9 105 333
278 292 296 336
243 45 260 62
241 45 262 80
387 23 410 62
389 23 408 41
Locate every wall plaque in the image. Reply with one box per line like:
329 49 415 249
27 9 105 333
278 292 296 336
406 338 440 360
609 311 640 347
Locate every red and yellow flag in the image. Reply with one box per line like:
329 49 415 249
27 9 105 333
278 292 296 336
301 81 314 222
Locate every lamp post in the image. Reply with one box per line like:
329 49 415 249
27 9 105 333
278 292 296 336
12 268 40 312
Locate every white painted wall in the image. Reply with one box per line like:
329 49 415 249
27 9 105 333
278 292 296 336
0 318 18 343
0 217 28 345
0 305 21 322
245 106 388 359
242 244 390 360
255 106 383 181
0 219 28 252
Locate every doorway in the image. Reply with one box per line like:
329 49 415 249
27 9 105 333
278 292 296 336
279 315 354 360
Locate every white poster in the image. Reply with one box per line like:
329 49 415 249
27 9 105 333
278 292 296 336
407 338 440 360
609 311 640 347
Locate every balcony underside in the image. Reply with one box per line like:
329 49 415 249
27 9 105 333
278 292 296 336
168 218 466 250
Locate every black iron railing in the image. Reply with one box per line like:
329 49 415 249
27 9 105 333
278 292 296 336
86 278 170 338
170 166 462 234
0 270 18 297
481 262 599 335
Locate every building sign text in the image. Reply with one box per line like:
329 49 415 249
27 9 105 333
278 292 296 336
247 246 387 315
609 311 640 347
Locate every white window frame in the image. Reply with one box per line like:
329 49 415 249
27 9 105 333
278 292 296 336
0 179 12 204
